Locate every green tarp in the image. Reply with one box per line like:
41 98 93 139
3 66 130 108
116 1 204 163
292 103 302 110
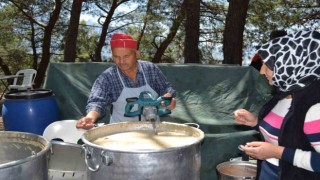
44 62 273 180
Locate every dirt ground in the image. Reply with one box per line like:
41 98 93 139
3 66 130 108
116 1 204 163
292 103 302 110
0 116 3 131
0 99 3 130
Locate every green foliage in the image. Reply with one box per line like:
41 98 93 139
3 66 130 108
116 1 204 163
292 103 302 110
199 0 227 63
0 5 32 73
0 0 319 70
123 0 186 63
76 21 100 62
246 0 320 46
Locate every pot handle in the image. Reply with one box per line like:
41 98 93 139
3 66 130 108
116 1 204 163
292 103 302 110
101 150 113 166
184 123 200 129
83 145 101 172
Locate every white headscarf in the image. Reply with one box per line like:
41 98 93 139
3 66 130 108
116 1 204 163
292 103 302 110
257 30 320 92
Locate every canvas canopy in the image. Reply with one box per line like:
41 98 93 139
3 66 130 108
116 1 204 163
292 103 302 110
44 62 273 180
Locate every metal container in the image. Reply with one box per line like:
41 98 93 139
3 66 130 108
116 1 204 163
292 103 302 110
48 141 87 180
2 89 60 135
216 161 257 180
82 121 205 180
0 131 50 180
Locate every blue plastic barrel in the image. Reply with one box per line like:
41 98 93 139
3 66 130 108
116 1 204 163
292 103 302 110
2 89 60 135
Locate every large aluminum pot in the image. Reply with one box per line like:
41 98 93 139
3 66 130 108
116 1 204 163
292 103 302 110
0 131 50 180
82 121 205 180
216 161 257 180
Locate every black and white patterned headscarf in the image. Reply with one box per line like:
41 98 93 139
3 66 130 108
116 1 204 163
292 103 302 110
257 30 320 92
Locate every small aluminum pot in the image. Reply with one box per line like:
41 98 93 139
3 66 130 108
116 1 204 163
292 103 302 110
81 121 205 180
216 161 257 180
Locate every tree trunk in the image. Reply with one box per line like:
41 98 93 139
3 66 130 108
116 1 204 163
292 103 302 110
30 22 38 70
0 57 13 85
222 0 249 65
152 0 185 63
34 0 63 88
184 0 200 63
0 57 11 75
93 0 119 62
64 0 83 62
137 0 153 50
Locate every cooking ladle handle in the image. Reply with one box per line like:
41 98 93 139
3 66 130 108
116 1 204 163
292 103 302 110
184 123 200 129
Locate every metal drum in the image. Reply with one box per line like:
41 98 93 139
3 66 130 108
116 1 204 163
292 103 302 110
2 89 60 135
216 161 257 180
82 121 205 180
48 141 87 180
0 131 50 180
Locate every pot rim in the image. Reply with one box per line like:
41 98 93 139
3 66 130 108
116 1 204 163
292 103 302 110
216 161 257 178
81 121 205 153
0 131 51 168
50 140 82 148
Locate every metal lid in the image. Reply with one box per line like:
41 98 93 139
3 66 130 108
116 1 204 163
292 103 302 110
4 89 54 99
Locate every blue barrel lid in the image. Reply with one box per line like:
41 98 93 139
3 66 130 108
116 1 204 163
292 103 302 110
4 89 53 99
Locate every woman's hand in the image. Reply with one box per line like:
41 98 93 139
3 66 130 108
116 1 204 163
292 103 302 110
234 109 258 127
239 141 284 160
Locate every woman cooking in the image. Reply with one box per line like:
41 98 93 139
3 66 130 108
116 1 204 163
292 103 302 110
234 30 320 179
